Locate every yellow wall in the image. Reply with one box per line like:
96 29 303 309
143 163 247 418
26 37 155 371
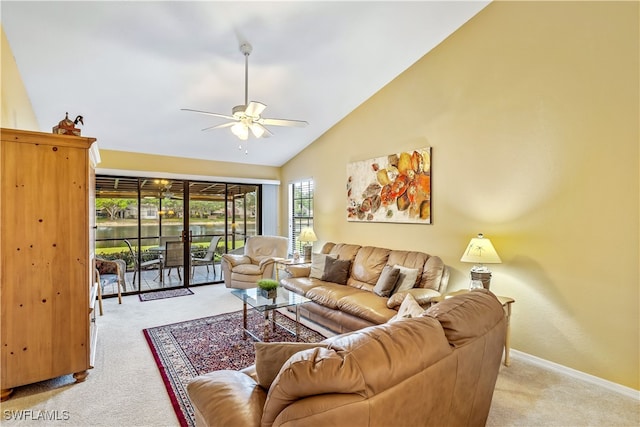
1 26 39 130
281 1 639 389
98 149 280 183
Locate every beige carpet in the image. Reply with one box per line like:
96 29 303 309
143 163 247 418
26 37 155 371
1 284 638 426
490 354 639 426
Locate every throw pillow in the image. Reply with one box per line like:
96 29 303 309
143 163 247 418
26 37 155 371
392 265 420 294
322 257 351 285
373 265 401 297
254 342 328 389
389 293 425 322
309 253 335 279
95 259 118 275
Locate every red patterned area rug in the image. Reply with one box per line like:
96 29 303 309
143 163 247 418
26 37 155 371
143 309 327 427
139 288 194 302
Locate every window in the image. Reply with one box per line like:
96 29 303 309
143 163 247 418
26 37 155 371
289 179 314 256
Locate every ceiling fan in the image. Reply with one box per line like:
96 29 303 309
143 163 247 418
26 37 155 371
161 185 183 200
182 42 308 147
145 179 182 200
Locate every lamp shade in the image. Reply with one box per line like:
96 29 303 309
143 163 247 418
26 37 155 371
460 233 501 264
298 227 317 243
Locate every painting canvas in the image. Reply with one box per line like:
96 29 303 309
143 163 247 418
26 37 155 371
347 147 431 224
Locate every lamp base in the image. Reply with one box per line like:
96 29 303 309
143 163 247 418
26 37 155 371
469 271 492 290
303 245 312 262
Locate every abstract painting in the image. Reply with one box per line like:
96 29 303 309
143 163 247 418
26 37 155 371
346 147 431 224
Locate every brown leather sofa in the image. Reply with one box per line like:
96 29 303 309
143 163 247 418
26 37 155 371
187 289 507 427
280 242 450 333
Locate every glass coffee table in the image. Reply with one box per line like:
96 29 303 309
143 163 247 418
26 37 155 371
230 287 311 342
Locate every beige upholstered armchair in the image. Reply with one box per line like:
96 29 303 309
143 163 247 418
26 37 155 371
221 235 288 289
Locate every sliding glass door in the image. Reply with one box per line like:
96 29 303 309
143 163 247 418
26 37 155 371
187 182 226 286
141 178 185 288
95 176 261 295
95 177 140 293
227 184 259 252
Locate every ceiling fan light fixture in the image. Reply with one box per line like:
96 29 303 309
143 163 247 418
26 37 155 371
250 123 266 138
231 122 249 140
245 101 266 118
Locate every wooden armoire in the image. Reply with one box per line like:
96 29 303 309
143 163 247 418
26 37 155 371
0 128 99 401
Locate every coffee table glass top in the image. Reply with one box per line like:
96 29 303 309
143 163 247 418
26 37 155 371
230 287 310 312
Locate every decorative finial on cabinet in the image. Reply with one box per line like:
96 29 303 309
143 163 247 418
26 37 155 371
52 112 83 136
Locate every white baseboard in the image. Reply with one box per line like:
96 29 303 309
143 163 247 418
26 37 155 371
511 349 640 400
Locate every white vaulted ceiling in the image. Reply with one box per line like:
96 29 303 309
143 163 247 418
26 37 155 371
1 1 489 167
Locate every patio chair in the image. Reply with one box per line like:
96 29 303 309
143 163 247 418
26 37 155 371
164 240 184 281
159 236 180 247
124 239 161 286
191 236 222 278
95 258 125 312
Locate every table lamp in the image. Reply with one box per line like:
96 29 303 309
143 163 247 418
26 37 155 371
298 227 317 262
460 233 502 290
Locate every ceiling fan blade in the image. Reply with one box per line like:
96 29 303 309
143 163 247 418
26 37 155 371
261 118 309 128
181 108 235 120
245 101 267 117
202 121 236 131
